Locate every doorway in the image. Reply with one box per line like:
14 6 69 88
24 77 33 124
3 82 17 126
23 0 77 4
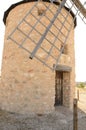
54 71 63 106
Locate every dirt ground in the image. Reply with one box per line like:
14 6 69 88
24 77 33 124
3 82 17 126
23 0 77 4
78 88 86 112
0 88 86 130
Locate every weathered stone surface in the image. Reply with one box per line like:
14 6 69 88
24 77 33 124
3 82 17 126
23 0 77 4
0 1 75 114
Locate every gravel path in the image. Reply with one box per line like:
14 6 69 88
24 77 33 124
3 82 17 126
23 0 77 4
0 106 86 130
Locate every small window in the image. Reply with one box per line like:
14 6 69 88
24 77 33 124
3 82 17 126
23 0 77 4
60 44 68 54
38 8 44 15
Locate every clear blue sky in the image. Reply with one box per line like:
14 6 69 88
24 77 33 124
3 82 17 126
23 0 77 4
0 0 86 81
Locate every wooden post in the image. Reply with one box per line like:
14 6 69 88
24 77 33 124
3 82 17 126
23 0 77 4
73 98 78 130
77 89 79 101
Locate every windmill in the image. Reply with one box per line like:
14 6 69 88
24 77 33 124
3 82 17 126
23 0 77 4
6 0 86 70
1 0 86 113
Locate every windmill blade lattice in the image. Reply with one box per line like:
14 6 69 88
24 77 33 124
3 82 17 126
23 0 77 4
8 0 85 70
78 1 86 24
68 0 86 24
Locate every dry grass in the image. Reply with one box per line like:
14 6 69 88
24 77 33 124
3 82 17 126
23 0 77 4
77 88 86 113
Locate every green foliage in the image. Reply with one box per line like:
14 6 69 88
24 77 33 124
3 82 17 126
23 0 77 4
77 83 85 88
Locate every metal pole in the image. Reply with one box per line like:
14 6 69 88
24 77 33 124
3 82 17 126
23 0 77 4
73 98 78 130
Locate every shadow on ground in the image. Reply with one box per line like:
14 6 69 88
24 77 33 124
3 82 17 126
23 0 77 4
0 106 85 130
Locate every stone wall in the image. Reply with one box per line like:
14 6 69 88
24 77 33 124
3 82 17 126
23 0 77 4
0 1 75 114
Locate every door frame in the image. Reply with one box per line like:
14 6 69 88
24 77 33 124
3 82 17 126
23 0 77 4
54 71 63 106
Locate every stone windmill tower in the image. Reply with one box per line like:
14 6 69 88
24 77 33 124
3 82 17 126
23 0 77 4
0 0 86 114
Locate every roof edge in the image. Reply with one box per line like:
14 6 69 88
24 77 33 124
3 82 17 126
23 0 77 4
3 0 77 27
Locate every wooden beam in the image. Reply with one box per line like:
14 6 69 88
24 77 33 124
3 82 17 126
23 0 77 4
55 64 72 72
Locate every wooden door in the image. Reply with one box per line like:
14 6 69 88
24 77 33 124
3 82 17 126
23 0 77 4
54 71 63 106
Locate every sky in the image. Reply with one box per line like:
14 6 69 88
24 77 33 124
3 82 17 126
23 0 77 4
0 0 86 82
